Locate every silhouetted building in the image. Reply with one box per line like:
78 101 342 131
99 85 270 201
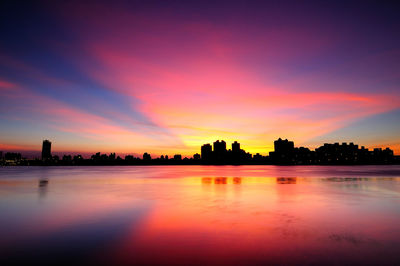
91 152 109 163
269 138 316 164
232 141 240 153
62 154 72 162
42 140 52 160
231 141 241 161
294 147 314 164
143 152 151 161
52 155 59 162
372 147 394 163
73 155 83 162
6 137 396 166
201 144 212 160
5 152 21 161
314 142 394 164
269 138 296 164
200 140 254 163
0 151 2 159
274 138 294 153
316 142 361 164
125 155 135 161
253 153 263 161
213 140 226 153
213 140 227 161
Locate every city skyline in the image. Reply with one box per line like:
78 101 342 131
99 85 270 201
1 138 397 164
1 1 400 156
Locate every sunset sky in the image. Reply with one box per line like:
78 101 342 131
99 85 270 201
0 0 399 157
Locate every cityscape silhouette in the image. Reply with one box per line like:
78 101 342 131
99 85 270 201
1 138 398 166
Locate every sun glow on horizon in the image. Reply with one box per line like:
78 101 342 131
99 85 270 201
0 1 400 156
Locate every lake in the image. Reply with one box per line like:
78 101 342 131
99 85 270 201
1 165 400 265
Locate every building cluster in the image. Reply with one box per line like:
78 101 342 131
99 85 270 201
0 152 22 165
0 138 398 166
201 140 252 163
269 138 394 164
315 142 394 164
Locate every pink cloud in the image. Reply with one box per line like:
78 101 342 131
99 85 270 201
78 38 400 154
2 3 399 155
0 78 186 155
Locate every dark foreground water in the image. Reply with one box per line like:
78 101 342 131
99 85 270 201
1 166 400 265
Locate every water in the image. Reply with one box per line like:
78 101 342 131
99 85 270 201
1 165 400 265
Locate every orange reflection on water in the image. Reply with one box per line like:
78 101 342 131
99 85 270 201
202 177 242 185
1 166 400 265
104 170 400 264
277 177 297 184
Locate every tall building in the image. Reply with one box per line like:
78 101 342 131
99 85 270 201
274 138 294 153
232 141 240 153
201 144 212 160
42 140 52 160
213 140 226 153
213 140 227 161
231 141 241 161
269 138 296 164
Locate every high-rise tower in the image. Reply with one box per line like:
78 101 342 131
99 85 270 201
42 140 52 160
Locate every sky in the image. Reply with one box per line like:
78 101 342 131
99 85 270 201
0 0 399 158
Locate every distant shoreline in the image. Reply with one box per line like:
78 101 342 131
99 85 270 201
3 138 399 166
2 162 400 167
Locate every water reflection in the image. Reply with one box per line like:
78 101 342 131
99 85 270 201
38 179 49 199
201 177 212 184
233 177 241 184
276 177 297 184
215 177 227 184
0 166 400 265
39 179 49 187
325 177 397 182
201 177 242 184
325 177 365 182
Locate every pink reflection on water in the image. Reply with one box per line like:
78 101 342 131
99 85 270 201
99 169 400 265
1 166 400 265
